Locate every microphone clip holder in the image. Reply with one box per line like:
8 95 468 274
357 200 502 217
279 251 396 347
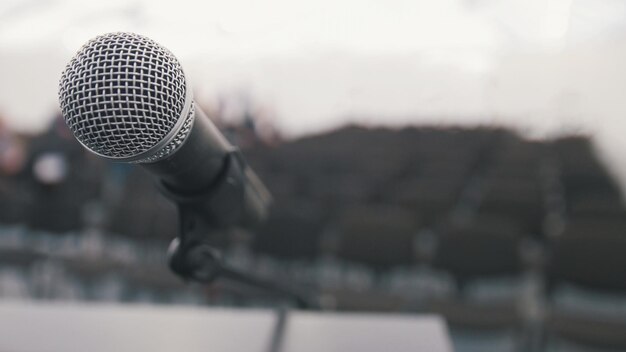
158 149 249 230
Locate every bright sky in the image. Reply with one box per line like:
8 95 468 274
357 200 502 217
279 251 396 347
2 0 624 129
1 0 626 183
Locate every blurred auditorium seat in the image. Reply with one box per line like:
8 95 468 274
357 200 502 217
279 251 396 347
477 178 544 236
423 229 528 351
336 204 420 270
105 168 178 241
417 158 475 180
561 213 626 238
390 177 463 226
0 247 45 267
551 136 598 167
26 186 84 233
488 151 543 181
305 172 377 204
25 153 103 233
322 287 411 312
561 168 617 194
253 200 327 260
432 230 524 291
0 178 30 225
566 190 624 217
543 234 626 351
60 251 184 302
450 213 524 239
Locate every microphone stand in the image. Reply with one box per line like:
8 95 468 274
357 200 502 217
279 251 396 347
162 150 316 310
168 227 301 352
167 233 313 309
159 150 317 351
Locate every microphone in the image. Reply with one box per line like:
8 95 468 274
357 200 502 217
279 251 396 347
57 33 317 308
58 32 271 230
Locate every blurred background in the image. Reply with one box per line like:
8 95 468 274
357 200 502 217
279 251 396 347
1 0 626 351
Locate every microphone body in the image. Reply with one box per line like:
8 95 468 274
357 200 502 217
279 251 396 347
58 32 270 230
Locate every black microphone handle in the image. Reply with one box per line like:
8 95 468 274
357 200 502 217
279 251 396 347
142 105 232 194
142 104 270 228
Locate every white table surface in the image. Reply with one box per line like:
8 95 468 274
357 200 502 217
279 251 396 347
0 301 453 352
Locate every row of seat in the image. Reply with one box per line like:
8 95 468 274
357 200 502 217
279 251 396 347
248 128 626 351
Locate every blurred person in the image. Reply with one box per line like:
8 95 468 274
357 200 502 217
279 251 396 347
0 111 28 224
0 116 26 177
24 113 105 233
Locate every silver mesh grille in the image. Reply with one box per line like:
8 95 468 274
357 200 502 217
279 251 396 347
58 32 188 160
132 102 195 164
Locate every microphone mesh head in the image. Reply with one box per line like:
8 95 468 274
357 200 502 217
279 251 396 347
58 32 188 160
